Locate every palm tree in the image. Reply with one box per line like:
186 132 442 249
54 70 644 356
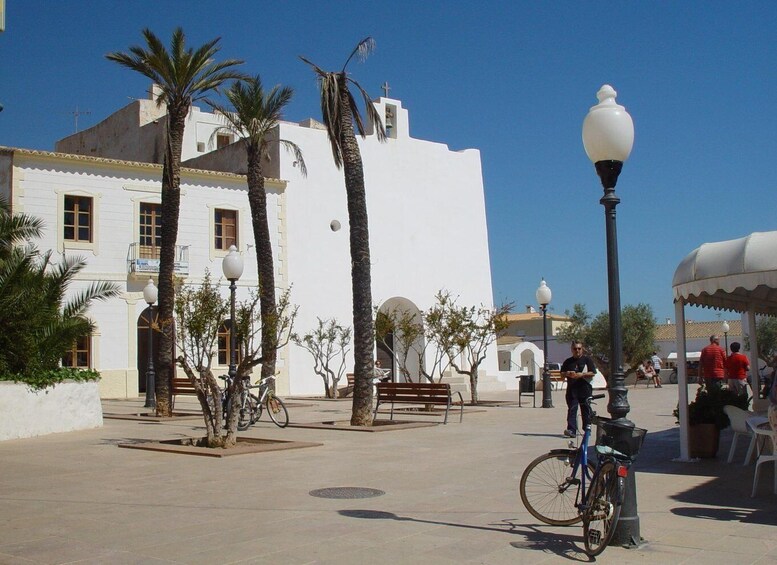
300 38 386 425
0 196 43 260
206 76 306 381
0 198 120 374
107 28 243 415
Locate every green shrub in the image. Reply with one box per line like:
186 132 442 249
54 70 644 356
688 386 749 430
0 367 100 391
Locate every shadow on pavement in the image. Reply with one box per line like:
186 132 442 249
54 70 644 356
636 427 776 524
338 509 592 562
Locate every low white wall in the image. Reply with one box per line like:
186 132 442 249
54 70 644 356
0 381 103 441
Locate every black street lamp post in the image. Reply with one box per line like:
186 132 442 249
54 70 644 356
582 84 641 548
536 279 553 408
142 278 158 409
222 245 244 383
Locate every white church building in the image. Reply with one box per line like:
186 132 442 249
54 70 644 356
1 88 501 398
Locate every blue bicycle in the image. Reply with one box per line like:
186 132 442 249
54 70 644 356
519 394 647 556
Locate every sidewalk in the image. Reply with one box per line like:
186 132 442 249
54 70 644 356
0 385 775 564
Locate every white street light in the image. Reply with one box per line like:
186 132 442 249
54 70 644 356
582 84 640 548
536 279 553 408
722 320 730 353
222 245 244 282
142 278 157 409
222 245 244 382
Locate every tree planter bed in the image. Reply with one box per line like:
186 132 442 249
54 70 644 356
0 381 103 441
119 437 322 457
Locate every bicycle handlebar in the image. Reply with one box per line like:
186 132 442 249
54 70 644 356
591 393 606 400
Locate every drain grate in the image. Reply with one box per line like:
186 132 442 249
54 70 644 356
309 487 385 499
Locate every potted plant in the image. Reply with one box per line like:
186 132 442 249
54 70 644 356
687 386 749 458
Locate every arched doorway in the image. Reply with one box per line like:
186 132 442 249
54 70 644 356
136 307 160 393
376 297 425 382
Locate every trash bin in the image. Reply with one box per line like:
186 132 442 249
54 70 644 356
519 374 535 394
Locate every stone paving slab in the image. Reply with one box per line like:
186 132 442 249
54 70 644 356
1 387 776 563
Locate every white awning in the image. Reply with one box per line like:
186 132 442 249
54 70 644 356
673 231 777 315
666 352 701 361
672 231 772 461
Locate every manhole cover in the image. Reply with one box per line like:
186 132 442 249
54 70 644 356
309 487 385 499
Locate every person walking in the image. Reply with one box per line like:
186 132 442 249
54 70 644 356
561 341 597 437
651 351 662 382
700 334 727 391
725 342 749 396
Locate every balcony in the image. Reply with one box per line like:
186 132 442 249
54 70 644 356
127 243 189 276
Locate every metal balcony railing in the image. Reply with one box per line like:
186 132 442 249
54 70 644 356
127 243 189 276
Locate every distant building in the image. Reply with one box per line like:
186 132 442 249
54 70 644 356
654 319 744 368
497 309 571 385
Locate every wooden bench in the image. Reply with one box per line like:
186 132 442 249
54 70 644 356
374 382 463 424
548 370 565 390
337 373 355 398
171 377 197 409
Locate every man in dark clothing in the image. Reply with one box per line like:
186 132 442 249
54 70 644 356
561 341 597 437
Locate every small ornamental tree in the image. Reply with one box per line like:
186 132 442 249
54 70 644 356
753 316 777 369
556 302 656 379
375 306 424 382
175 272 296 448
426 290 511 404
417 299 453 383
293 318 352 398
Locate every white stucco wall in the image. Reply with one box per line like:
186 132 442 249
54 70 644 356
2 149 285 397
275 98 499 395
0 381 103 441
5 94 498 399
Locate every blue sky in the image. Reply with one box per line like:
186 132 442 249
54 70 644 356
2 1 776 324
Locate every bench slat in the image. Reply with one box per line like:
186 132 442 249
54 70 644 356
374 382 462 424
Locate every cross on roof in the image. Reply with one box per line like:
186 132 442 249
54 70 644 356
381 81 391 97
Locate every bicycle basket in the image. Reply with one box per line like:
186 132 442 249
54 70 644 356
595 418 647 460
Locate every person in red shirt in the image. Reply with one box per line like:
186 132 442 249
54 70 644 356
725 342 749 396
700 334 727 391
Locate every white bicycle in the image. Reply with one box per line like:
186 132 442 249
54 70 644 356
237 375 289 430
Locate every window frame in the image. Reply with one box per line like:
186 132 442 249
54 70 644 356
62 334 91 369
138 201 162 259
57 190 100 254
213 207 238 252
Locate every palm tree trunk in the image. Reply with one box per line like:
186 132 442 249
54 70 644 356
155 106 187 417
246 151 277 381
337 77 375 426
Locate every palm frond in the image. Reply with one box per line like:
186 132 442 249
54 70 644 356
348 78 387 142
342 37 376 71
62 280 122 319
279 140 308 177
108 27 243 110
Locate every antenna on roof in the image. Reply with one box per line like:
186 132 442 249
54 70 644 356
71 106 91 133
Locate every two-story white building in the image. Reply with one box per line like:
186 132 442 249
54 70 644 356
2 88 500 398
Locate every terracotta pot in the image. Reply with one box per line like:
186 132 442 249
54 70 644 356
689 423 720 458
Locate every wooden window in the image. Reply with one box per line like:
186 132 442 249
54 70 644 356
217 134 231 149
62 335 91 368
214 209 237 250
217 320 242 366
139 203 161 259
63 195 92 242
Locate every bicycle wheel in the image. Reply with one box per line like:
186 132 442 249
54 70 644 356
583 460 621 557
237 392 257 431
266 394 289 428
520 450 595 526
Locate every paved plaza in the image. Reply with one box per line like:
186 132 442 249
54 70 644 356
1 385 776 564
